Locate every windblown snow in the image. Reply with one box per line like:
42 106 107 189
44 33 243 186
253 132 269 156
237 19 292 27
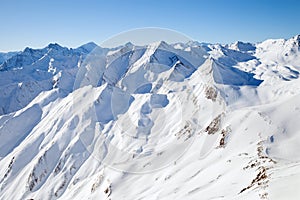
0 36 300 200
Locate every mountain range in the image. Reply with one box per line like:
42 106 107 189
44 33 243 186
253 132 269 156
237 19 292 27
0 36 300 200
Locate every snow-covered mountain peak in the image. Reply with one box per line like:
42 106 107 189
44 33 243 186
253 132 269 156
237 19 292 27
46 43 64 50
124 41 134 48
76 42 99 53
185 40 203 47
148 40 170 51
229 41 256 52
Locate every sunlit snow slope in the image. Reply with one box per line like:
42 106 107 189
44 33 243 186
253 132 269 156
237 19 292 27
0 36 300 200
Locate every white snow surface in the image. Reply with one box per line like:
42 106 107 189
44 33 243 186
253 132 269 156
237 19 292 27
0 36 300 200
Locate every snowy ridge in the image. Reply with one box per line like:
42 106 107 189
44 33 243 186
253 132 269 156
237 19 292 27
0 36 300 200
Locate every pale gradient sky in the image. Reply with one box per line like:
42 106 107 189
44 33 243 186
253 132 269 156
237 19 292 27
0 0 299 51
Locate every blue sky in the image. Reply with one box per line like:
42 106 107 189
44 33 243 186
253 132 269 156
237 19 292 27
0 0 299 51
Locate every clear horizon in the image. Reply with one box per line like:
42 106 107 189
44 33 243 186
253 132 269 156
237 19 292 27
1 0 300 52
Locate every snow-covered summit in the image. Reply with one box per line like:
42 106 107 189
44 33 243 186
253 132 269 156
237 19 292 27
75 42 99 53
228 41 256 52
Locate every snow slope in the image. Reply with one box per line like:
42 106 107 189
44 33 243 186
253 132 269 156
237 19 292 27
0 36 300 200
